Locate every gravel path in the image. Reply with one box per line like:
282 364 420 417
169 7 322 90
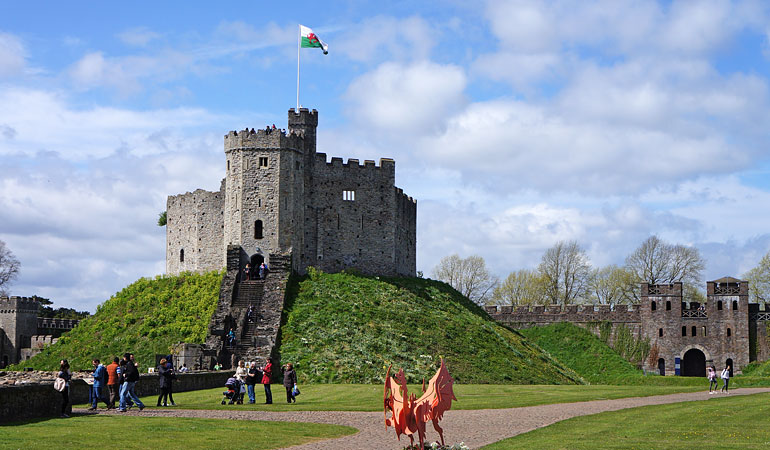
75 388 770 449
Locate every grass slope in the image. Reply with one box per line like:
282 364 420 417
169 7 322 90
278 270 582 384
9 271 222 371
518 322 642 384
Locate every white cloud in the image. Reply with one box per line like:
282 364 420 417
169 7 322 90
0 32 26 77
335 16 436 62
344 61 466 133
117 27 162 47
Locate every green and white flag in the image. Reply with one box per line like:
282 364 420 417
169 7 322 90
300 25 328 54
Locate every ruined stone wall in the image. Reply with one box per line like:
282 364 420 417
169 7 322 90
166 187 224 275
0 297 39 367
395 188 417 276
310 155 402 276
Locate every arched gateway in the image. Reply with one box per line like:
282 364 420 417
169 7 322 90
682 348 706 377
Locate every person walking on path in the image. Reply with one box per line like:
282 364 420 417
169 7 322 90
89 359 108 410
165 355 177 406
245 362 260 404
707 365 718 393
721 365 731 393
262 359 273 404
119 352 145 412
57 359 72 418
106 357 120 409
282 362 298 404
157 358 173 406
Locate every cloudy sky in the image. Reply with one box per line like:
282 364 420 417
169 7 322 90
2 1 770 311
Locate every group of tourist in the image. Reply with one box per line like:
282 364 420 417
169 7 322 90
242 262 269 281
707 364 732 393
233 358 299 404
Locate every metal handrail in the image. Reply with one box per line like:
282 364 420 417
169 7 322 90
682 310 707 319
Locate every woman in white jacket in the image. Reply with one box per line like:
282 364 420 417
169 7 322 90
720 365 731 393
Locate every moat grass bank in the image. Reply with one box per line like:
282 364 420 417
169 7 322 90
482 392 770 449
0 415 354 449
278 270 582 384
7 271 222 371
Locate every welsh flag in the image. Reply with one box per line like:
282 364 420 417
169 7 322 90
300 25 329 54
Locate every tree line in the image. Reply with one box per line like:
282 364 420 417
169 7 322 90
433 236 770 307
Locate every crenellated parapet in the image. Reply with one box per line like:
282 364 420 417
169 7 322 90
0 297 40 314
36 317 79 330
314 153 397 173
224 128 304 153
485 303 641 325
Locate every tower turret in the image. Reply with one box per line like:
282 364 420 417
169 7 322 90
288 108 318 154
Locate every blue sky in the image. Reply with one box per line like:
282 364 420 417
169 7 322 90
1 0 770 311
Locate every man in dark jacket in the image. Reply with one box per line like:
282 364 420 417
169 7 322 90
282 362 297 403
118 352 145 412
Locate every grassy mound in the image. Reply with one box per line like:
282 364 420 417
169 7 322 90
277 270 582 384
518 322 644 384
8 271 222 371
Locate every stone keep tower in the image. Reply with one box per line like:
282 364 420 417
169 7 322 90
166 108 416 277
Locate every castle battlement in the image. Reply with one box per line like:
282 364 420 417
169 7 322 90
485 303 641 324
396 187 417 204
0 296 40 313
314 153 396 172
224 128 304 152
37 317 79 330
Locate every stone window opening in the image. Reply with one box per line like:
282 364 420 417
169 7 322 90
666 301 671 311
727 328 731 337
682 326 686 337
180 249 184 263
343 190 355 201
227 160 230 171
259 157 268 168
732 300 738 311
361 215 364 230
658 328 663 337
337 214 340 229
651 301 656 311
702 326 707 337
254 220 263 239
691 326 696 336
718 301 723 310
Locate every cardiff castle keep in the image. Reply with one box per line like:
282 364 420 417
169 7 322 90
166 108 416 278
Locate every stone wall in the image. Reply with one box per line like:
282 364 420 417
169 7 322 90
0 297 39 367
0 370 233 423
166 187 224 274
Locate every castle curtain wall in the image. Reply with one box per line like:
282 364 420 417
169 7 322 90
166 188 224 275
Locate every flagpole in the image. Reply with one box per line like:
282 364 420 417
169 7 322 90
296 24 301 112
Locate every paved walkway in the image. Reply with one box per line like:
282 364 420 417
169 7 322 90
76 388 770 449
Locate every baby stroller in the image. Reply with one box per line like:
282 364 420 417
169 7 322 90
221 377 244 405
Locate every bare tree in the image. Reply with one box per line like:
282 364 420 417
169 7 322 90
491 269 547 306
0 240 20 296
624 236 705 302
432 254 498 305
744 251 770 303
538 241 591 305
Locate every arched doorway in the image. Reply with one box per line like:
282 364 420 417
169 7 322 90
250 253 264 269
726 358 734 377
682 348 706 377
658 358 665 376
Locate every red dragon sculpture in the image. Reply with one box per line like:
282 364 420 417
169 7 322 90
384 358 457 449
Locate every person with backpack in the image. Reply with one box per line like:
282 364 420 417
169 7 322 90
721 365 731 393
88 359 108 410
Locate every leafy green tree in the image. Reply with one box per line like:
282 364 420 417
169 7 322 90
538 241 591 305
157 211 167 226
491 269 547 305
744 251 770 303
588 265 636 305
431 254 498 305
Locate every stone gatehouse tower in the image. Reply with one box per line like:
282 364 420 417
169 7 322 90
166 108 416 277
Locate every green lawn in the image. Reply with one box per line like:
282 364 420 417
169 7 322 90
78 383 707 412
0 415 355 450
482 392 770 449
